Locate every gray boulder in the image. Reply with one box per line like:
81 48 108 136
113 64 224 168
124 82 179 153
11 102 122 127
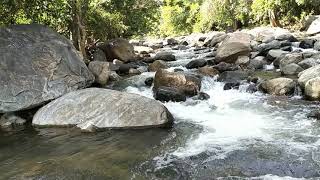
298 58 320 69
88 61 110 86
216 32 252 63
307 16 320 35
249 56 267 70
260 78 296 96
154 51 176 61
0 24 94 113
281 63 304 75
33 88 174 131
298 65 320 88
314 41 320 51
279 53 303 68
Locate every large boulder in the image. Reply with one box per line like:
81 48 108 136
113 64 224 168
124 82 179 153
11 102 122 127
154 51 176 61
298 65 320 88
307 16 320 35
99 38 136 63
153 70 201 97
281 63 304 75
154 86 186 102
260 78 296 96
216 32 252 63
33 88 174 130
0 24 94 113
305 77 320 100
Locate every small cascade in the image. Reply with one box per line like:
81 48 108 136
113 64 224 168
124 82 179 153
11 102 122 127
293 82 303 97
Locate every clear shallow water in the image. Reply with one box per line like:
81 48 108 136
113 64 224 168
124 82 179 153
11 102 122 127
1 48 320 179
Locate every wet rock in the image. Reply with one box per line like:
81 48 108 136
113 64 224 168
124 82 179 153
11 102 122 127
298 65 320 88
186 59 207 69
213 62 238 73
218 71 249 83
246 84 258 93
154 51 176 61
0 113 26 129
153 70 201 97
88 61 110 86
198 66 219 77
260 78 296 96
298 58 320 69
281 63 304 75
196 92 210 100
0 24 94 113
304 77 320 100
223 82 240 90
280 46 293 52
154 86 187 102
306 16 320 35
144 77 154 86
174 68 184 72
99 38 136 63
248 56 267 70
299 39 316 49
307 110 320 120
216 32 251 63
33 88 174 130
148 60 168 72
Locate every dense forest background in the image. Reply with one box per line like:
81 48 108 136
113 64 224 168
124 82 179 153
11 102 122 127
1 0 319 54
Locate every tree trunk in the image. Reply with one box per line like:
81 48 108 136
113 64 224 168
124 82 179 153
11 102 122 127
70 0 89 61
268 9 281 27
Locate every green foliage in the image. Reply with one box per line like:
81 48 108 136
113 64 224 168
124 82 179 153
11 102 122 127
158 0 201 37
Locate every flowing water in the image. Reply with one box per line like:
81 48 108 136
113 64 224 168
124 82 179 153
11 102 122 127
1 48 320 179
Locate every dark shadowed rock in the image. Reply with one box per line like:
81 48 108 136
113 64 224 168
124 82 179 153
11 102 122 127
298 58 320 69
256 40 281 56
154 51 176 61
213 62 239 72
92 48 107 62
33 88 174 131
0 113 26 129
299 39 316 49
218 71 249 83
0 24 94 113
144 77 154 86
154 86 187 102
186 59 207 69
223 82 240 90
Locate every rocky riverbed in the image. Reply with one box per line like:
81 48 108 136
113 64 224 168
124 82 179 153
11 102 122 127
1 23 320 179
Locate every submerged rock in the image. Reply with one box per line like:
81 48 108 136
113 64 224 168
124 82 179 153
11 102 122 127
0 113 26 129
260 78 296 96
33 88 174 130
0 24 94 113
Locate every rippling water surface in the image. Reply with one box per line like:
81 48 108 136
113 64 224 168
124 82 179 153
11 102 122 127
1 49 320 179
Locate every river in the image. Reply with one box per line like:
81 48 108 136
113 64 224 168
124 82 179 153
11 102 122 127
1 48 320 179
